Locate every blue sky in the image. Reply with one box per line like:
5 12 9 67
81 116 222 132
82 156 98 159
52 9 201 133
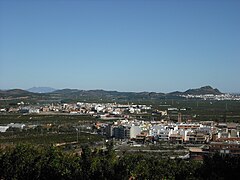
0 0 239 93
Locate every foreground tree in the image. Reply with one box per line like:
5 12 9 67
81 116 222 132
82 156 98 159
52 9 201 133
0 144 81 180
1 144 240 180
198 153 240 179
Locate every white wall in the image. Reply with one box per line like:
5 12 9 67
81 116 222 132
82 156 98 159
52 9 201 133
130 126 141 139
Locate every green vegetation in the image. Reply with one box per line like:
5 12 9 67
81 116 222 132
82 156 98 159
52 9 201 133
156 99 240 122
0 131 102 145
0 114 96 124
0 114 101 146
1 143 240 179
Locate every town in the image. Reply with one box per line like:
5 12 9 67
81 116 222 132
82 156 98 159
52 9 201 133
180 93 240 101
1 99 240 161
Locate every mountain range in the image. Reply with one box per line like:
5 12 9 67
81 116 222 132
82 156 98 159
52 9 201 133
0 86 223 103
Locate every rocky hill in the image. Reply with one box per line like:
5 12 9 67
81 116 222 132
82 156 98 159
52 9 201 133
184 86 222 95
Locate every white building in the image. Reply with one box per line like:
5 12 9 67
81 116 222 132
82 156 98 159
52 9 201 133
149 125 170 141
130 126 141 139
29 108 40 114
8 123 25 129
0 126 9 132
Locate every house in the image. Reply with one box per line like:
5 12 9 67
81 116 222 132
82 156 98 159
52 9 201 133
149 125 170 141
169 134 183 143
8 123 25 129
189 147 205 160
209 138 240 156
130 126 141 139
0 109 7 112
41 107 50 112
188 132 208 144
177 124 200 130
134 133 147 144
113 126 130 139
29 108 40 114
8 107 19 113
105 124 114 138
0 126 9 132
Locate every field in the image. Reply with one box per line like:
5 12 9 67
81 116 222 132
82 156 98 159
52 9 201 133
0 114 103 146
154 99 240 122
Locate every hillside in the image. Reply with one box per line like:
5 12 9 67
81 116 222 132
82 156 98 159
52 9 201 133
50 89 166 102
0 89 34 98
0 86 223 103
169 86 222 96
184 86 222 95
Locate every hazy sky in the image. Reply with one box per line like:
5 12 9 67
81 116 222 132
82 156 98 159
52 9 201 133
0 0 239 93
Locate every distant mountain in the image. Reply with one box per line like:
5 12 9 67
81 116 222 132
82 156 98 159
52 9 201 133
168 91 182 96
0 89 35 98
27 87 57 93
0 89 31 95
170 86 222 95
49 89 166 102
0 86 223 103
52 89 81 94
184 86 222 95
